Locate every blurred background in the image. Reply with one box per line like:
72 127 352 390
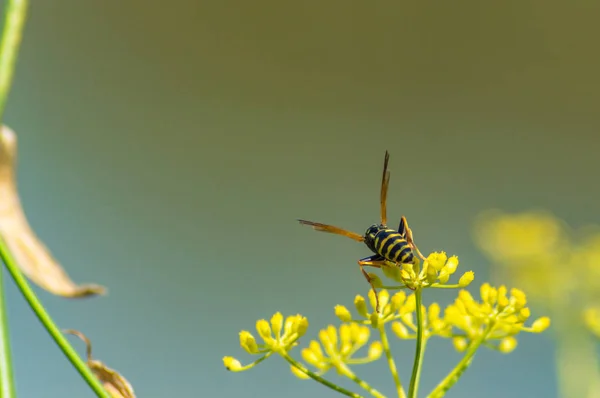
1 0 599 397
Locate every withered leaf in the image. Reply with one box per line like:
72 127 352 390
0 125 105 297
64 329 136 398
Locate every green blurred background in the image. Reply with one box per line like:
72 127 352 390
1 0 598 397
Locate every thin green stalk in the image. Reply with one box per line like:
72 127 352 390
0 237 111 398
280 352 363 398
378 324 406 398
428 323 493 398
0 267 15 398
0 0 28 124
338 362 386 398
0 1 29 396
408 289 426 398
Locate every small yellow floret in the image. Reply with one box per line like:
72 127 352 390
391 322 410 339
354 295 368 317
452 337 468 352
335 305 352 322
458 271 475 287
223 356 242 371
368 341 383 360
270 312 284 337
290 365 310 379
427 252 448 271
239 331 258 354
531 317 551 332
499 336 518 353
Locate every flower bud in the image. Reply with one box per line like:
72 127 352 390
499 336 518 353
427 252 448 271
391 321 410 339
291 365 310 379
256 320 274 345
368 341 383 360
452 337 468 352
531 317 551 332
354 295 369 317
223 356 242 371
335 305 352 322
458 271 475 287
239 331 259 354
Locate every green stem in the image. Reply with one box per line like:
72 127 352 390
0 0 28 125
378 324 406 398
338 363 386 398
280 352 363 398
0 1 29 396
0 267 15 398
428 323 493 398
0 237 111 398
408 289 426 398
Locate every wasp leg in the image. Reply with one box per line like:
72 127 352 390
358 255 388 312
400 217 427 261
397 216 408 237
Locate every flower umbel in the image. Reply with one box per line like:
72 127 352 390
380 252 474 291
444 283 550 352
223 312 308 372
299 323 382 377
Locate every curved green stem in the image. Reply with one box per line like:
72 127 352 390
280 352 363 398
0 237 111 398
428 323 494 398
408 289 427 398
338 362 386 398
0 0 28 124
378 324 406 398
0 1 29 396
0 267 15 397
429 284 462 289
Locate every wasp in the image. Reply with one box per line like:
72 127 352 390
298 151 425 312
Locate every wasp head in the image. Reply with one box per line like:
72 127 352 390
364 224 383 253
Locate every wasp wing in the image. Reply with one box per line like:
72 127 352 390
298 220 365 242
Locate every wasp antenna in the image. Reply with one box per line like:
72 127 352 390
380 151 391 226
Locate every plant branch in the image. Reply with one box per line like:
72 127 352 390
0 0 28 125
428 322 494 398
0 267 15 397
378 324 406 398
408 288 427 398
280 352 363 398
0 237 111 398
0 1 30 396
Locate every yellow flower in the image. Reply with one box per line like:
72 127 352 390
334 305 353 322
297 323 380 378
391 296 452 340
223 356 243 371
443 284 550 352
223 312 309 372
383 250 473 291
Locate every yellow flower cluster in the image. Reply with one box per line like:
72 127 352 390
294 323 382 379
446 283 550 353
223 312 308 372
335 289 417 329
334 285 550 354
474 210 600 305
378 251 474 290
474 210 600 338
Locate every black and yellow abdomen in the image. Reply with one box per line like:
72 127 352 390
364 225 414 265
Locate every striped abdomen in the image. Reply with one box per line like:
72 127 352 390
367 227 414 264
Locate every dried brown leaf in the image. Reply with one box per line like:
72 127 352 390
0 125 105 297
64 329 136 398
